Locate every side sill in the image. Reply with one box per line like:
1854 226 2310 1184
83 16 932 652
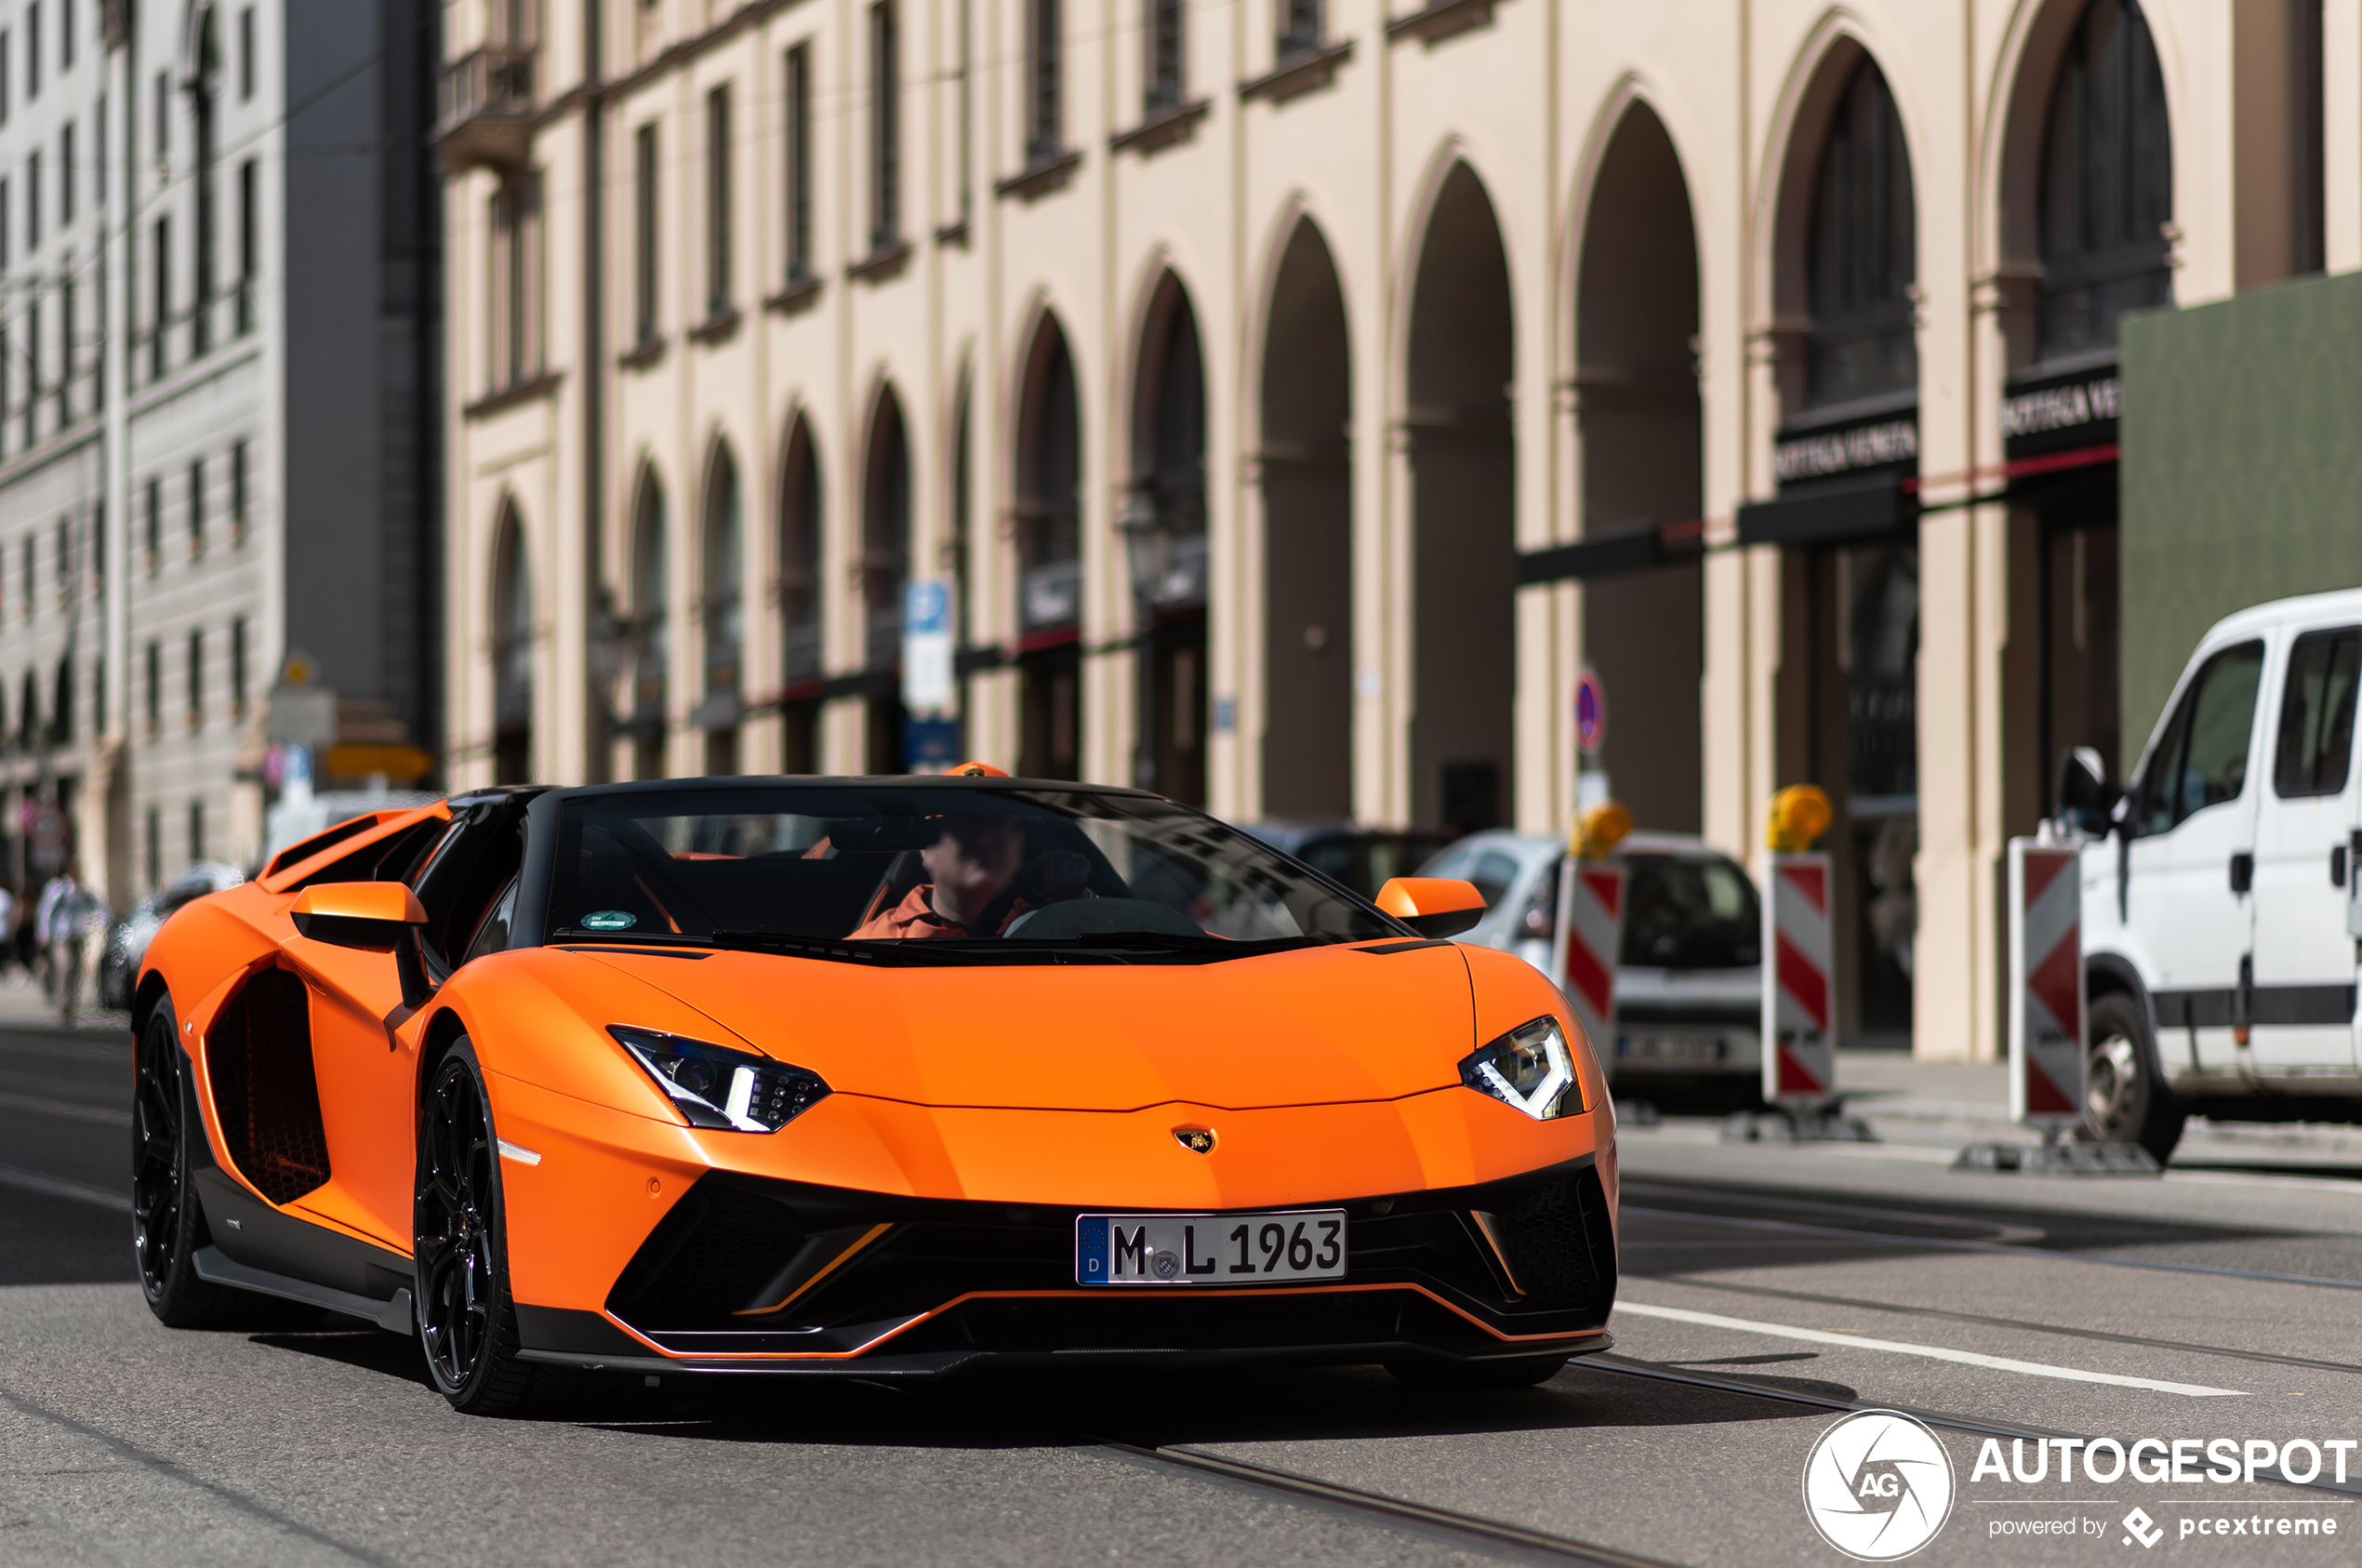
193 1245 416 1335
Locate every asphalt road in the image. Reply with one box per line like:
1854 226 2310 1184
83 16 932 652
9 1024 2362 1567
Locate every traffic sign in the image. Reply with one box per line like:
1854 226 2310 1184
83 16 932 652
1574 668 1607 755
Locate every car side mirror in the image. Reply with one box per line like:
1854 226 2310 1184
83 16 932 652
2054 745 2125 835
1373 877 1487 940
291 882 428 953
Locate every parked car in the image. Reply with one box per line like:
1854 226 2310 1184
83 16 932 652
98 862 247 1011
1420 831 1764 1107
2064 588 2362 1163
1234 821 1456 902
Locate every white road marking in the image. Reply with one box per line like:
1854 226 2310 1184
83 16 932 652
1614 1299 2246 1397
0 1161 130 1211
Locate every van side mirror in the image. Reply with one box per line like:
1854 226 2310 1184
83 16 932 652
1373 877 1487 940
2054 746 2122 834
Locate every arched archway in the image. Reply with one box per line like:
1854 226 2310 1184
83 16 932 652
700 444 744 774
1767 47 1922 1048
861 386 911 772
777 411 825 773
1127 272 1208 803
1015 312 1082 779
1976 0 2175 851
1406 161 1516 835
628 467 669 779
1573 101 1702 832
1258 218 1353 819
490 506 534 784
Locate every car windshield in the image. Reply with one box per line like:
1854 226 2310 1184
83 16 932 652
1618 854 1761 970
547 784 1399 963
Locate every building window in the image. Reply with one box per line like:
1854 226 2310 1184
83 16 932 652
1027 0 1061 164
186 628 201 730
143 639 158 736
230 615 247 717
488 172 543 390
58 120 70 224
53 515 66 600
1 176 10 265
632 123 657 343
239 7 254 102
188 799 204 863
1804 58 1917 408
869 2 899 252
2038 0 2173 361
1147 0 1184 113
955 1 972 225
19 536 29 617
150 215 168 379
1 33 10 124
705 84 731 320
26 149 39 250
1278 0 1321 56
236 158 254 333
51 658 69 743
192 14 218 356
144 804 159 887
231 440 246 538
21 299 35 445
55 270 69 424
187 458 203 557
784 45 811 282
58 0 69 69
153 70 166 162
143 476 158 572
26 3 37 100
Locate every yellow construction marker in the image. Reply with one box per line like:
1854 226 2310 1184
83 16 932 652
1766 784 1832 853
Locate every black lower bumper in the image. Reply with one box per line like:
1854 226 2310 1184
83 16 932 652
521 1155 1618 1375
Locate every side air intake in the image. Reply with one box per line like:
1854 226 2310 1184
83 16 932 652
206 968 332 1205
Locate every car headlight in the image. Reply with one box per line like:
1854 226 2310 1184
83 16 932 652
1458 1017 1585 1121
609 1026 829 1133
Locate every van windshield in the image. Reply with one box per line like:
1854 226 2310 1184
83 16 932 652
1618 855 1761 970
548 785 1398 963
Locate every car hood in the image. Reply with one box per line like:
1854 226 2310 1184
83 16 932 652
587 941 1477 1112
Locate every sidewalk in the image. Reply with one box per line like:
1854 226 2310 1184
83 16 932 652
1830 1046 2362 1164
0 967 128 1038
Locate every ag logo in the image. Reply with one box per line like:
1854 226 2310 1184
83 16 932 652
1801 1410 1956 1561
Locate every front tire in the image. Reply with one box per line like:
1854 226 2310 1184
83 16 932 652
415 1040 563 1415
134 1009 231 1326
2084 991 2184 1163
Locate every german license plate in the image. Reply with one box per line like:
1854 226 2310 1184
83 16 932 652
1075 1209 1347 1285
1618 1032 1725 1065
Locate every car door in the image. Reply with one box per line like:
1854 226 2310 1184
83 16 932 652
2123 638 2267 1073
283 815 456 1251
2249 623 2362 1070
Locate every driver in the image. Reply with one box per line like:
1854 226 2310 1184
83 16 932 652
851 814 1086 939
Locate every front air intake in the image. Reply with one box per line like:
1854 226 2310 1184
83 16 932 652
206 967 332 1205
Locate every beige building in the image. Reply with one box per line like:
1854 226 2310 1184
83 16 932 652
438 0 2348 1059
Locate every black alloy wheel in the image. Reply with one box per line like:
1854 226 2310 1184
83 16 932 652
133 1009 230 1325
2083 991 2185 1163
415 1040 559 1415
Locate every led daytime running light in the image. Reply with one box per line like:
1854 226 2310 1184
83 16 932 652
1458 1017 1583 1121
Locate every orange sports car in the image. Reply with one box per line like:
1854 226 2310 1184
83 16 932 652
129 776 1618 1414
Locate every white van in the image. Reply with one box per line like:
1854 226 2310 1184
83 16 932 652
2065 588 2362 1161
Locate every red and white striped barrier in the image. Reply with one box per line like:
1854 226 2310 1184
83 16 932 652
2008 840 2085 1129
1761 853 1836 1106
1551 858 1626 1063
